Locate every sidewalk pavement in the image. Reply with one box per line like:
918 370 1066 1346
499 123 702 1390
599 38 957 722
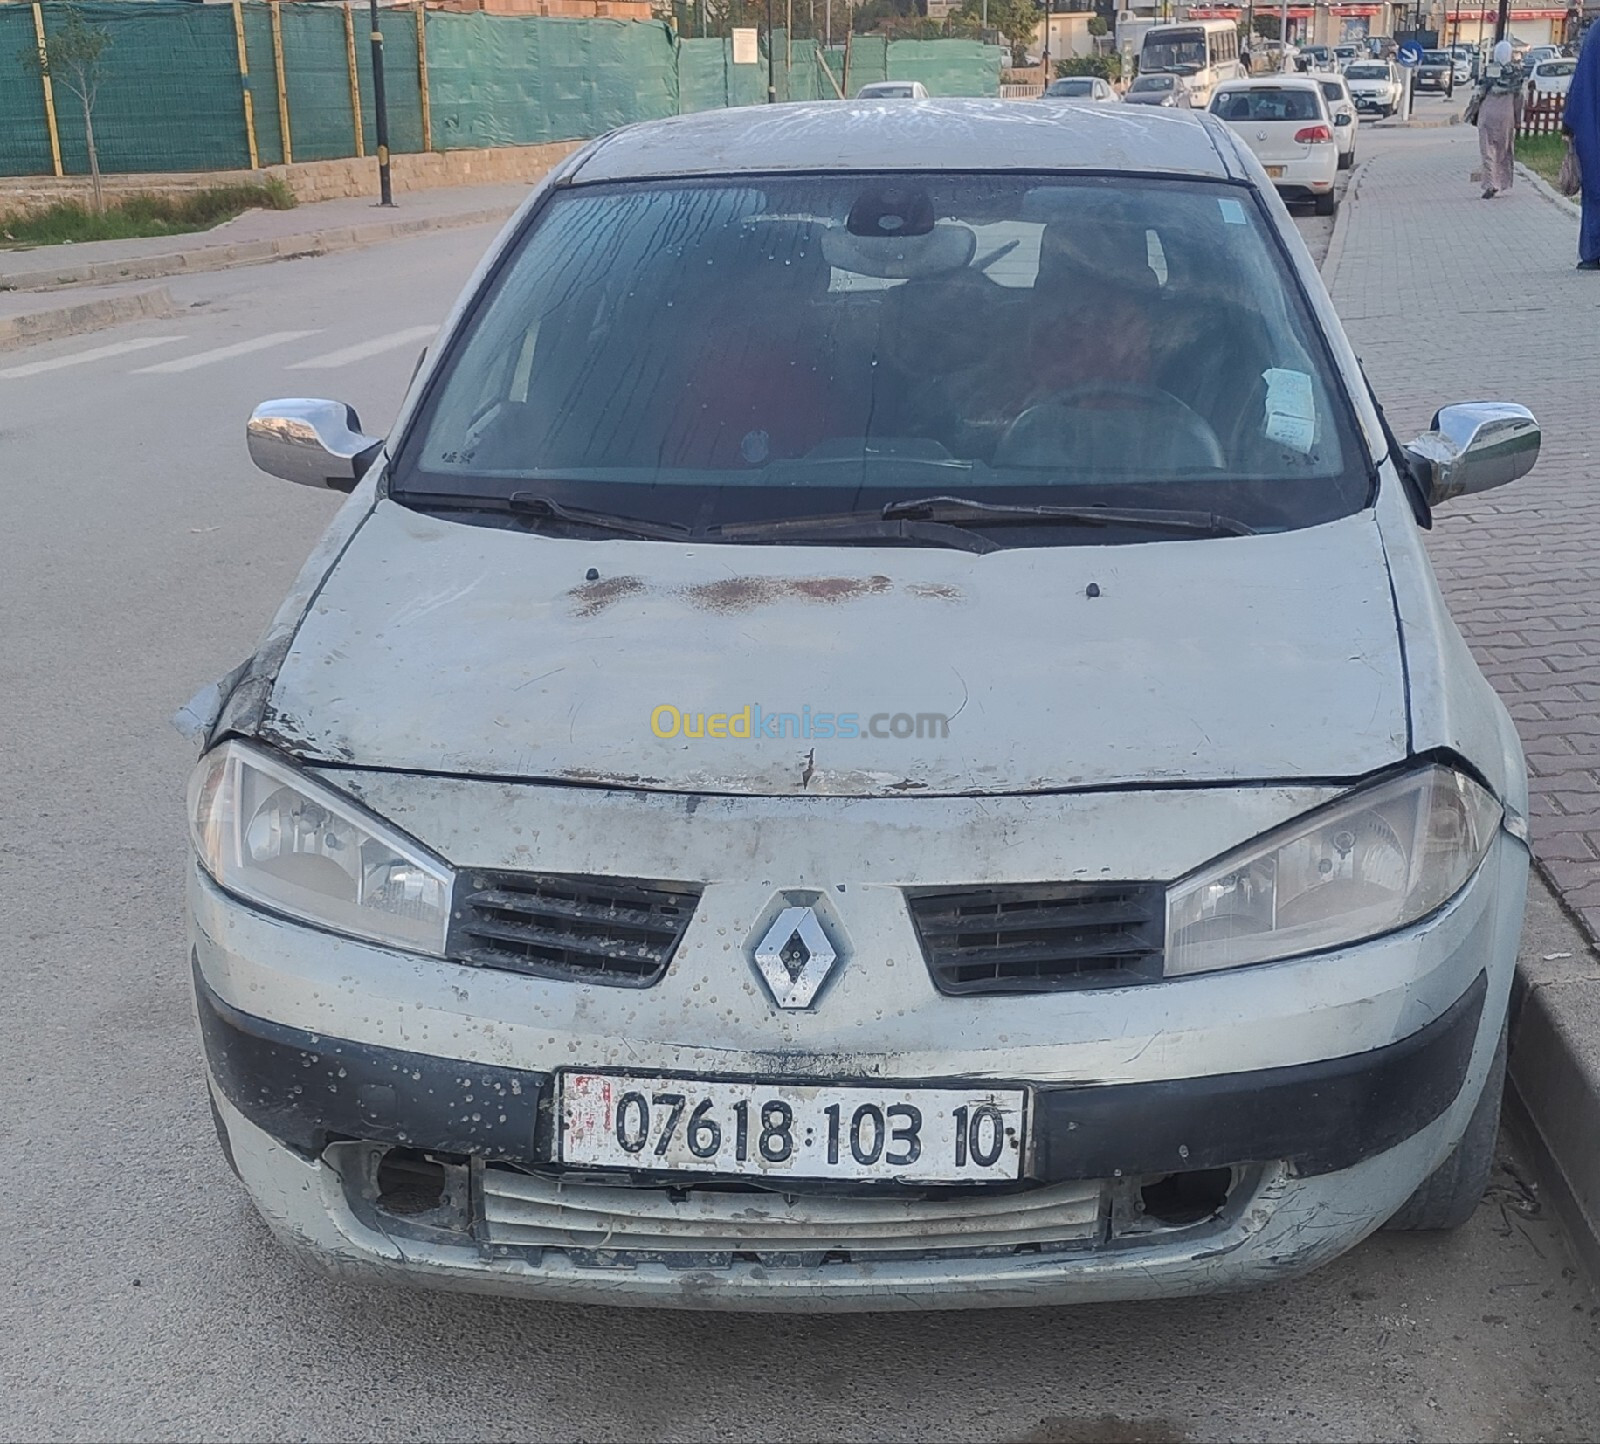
1328 125 1600 1268
0 181 529 295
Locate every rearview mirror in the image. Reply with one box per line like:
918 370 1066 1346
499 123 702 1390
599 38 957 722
1403 401 1540 506
246 398 382 492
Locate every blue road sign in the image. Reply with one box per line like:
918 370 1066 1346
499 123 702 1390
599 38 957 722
1397 40 1425 67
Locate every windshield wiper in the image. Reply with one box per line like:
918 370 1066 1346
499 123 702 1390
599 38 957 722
404 490 692 542
881 495 1257 538
708 512 1000 554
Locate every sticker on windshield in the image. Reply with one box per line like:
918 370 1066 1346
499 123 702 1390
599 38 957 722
1218 198 1248 225
1263 368 1317 454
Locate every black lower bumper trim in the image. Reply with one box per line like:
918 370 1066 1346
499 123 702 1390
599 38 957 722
193 957 549 1161
195 957 1486 1184
1032 971 1486 1180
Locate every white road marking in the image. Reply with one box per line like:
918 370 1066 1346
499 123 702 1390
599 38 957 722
287 324 438 371
0 335 183 379
132 329 322 375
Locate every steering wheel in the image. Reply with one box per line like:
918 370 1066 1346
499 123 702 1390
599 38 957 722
994 382 1226 473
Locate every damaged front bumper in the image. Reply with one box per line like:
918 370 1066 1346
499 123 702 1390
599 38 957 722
189 820 1526 1310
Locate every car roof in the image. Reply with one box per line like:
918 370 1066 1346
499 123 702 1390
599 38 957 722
1214 75 1324 91
569 99 1233 183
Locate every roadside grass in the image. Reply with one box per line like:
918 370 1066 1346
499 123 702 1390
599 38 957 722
1519 132 1568 187
0 180 295 247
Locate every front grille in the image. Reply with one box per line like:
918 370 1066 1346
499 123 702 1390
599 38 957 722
448 871 701 987
479 1166 1103 1263
908 882 1165 995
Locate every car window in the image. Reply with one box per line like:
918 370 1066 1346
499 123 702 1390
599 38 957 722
395 174 1367 544
1319 81 1344 100
1131 75 1174 91
1047 79 1094 95
1538 61 1575 75
1211 87 1323 121
1346 65 1389 79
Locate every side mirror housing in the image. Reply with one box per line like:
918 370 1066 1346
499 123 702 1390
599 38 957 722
1403 401 1540 506
1335 111 1353 125
247 398 382 492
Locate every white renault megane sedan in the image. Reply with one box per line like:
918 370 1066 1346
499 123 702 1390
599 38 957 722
183 99 1539 1310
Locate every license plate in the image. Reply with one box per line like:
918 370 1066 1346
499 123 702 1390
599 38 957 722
1265 165 1286 177
559 1073 1027 1182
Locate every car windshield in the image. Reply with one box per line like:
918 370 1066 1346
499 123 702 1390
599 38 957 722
1212 87 1322 121
393 173 1367 544
1141 29 1207 72
1346 64 1389 79
860 84 915 97
1424 51 1450 63
1130 75 1175 91
1046 78 1095 95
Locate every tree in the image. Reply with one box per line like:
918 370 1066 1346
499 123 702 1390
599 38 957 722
21 9 111 215
961 0 1041 66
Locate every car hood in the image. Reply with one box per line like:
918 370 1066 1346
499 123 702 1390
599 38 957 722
258 499 1409 796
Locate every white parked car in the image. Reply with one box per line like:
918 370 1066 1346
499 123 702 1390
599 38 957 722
1527 57 1576 100
1315 72 1360 168
1041 75 1118 103
194 98 1540 1311
1210 76 1341 213
855 80 929 99
1342 59 1403 117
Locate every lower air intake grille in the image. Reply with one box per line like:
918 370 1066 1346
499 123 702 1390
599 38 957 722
449 872 701 987
908 882 1165 995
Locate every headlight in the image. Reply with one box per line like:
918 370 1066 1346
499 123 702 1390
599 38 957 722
1165 765 1502 977
189 740 453 955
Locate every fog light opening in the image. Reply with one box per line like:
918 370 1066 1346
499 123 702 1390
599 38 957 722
1138 1167 1235 1228
375 1148 450 1217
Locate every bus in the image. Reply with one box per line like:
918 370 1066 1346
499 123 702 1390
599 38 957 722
1138 19 1246 107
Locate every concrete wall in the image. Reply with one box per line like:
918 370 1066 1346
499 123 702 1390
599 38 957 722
0 140 585 219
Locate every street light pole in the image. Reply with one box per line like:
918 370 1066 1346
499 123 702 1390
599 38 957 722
1493 0 1508 42
367 0 393 207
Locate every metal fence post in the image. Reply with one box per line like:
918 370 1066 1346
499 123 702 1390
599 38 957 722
344 3 365 157
232 0 261 170
271 1 293 165
29 1 63 179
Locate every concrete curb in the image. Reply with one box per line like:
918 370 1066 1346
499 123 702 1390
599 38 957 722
0 284 176 351
1516 158 1584 220
1370 111 1463 129
1 204 517 294
1320 156 1365 293
1506 871 1600 1283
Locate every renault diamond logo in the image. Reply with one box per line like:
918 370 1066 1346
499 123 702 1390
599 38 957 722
753 905 838 1010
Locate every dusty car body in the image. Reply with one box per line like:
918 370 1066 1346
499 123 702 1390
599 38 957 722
184 100 1538 1311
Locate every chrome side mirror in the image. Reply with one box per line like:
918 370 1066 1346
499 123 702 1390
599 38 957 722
1403 401 1540 507
246 399 382 492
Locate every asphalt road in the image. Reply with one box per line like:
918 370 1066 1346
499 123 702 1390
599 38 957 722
3 210 1598 1444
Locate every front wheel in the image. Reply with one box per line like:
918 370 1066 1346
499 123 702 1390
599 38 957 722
1385 1027 1506 1231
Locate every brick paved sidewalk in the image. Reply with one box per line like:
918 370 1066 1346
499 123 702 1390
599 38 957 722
1329 127 1600 937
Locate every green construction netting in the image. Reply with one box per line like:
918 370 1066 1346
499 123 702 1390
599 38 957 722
0 9 1001 178
353 9 425 156
280 4 362 164
0 7 56 178
35 1 253 175
426 13 676 149
241 2 284 168
888 39 1005 96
